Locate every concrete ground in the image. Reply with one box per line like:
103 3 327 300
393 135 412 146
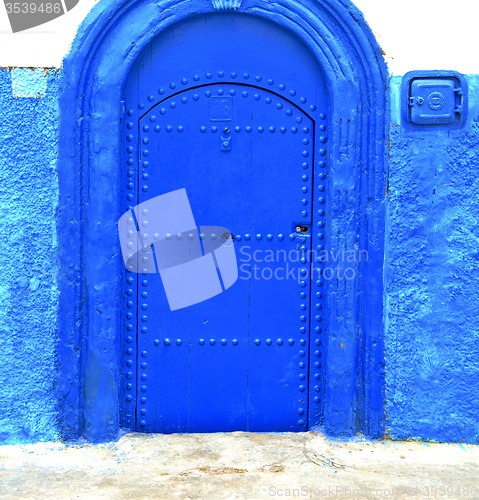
0 432 478 500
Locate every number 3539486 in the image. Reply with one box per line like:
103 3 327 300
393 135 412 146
5 3 61 14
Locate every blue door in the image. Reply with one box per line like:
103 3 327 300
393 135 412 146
121 13 327 433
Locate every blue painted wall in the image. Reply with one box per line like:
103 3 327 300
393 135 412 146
0 70 478 443
0 68 60 444
385 75 479 443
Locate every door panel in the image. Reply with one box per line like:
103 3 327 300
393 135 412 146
135 84 314 432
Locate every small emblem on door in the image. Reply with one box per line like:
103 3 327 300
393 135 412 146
210 97 233 121
428 92 445 110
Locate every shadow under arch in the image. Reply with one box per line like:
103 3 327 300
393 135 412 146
57 0 389 442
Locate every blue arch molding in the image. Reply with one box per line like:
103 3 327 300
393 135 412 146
57 0 389 442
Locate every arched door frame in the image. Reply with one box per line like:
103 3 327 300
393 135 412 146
57 0 388 442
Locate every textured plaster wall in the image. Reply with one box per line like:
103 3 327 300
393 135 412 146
385 75 479 443
0 68 61 444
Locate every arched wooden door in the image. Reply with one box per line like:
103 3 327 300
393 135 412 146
121 13 328 433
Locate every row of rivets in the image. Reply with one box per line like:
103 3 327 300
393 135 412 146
135 71 318 112
139 201 149 419
139 106 151 404
127 232 315 243
301 125 313 218
312 117 327 410
297 120 314 425
126 232 321 243
124 109 136 422
152 338 303 346
143 89 315 124
298 352 307 426
139 117 150 201
235 233 305 241
197 125 308 134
